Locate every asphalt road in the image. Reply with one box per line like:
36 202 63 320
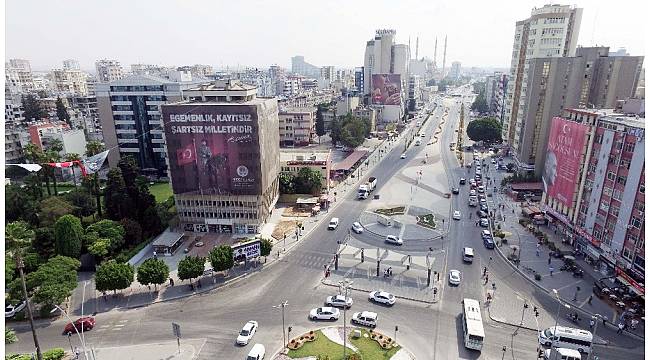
7 90 642 360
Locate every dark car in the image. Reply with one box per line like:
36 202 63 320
452 187 460 194
459 178 466 185
483 237 495 249
477 210 488 218
63 316 95 335
480 204 488 212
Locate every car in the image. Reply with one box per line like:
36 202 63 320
480 218 489 227
477 210 488 218
385 235 403 246
400 153 407 159
469 179 476 186
451 187 460 194
478 185 485 193
459 178 466 185
326 295 353 308
491 159 497 164
5 301 26 318
351 222 364 234
351 311 378 328
469 190 477 196
481 230 492 239
236 321 259 345
448 270 462 285
480 204 489 212
246 344 266 360
328 218 339 230
484 236 495 249
309 307 340 321
63 316 95 335
369 291 396 305
453 210 461 220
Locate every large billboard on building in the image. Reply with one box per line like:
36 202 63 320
162 104 261 195
371 74 401 105
543 117 589 207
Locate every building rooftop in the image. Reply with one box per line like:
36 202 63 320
599 113 645 129
186 80 256 92
280 150 330 163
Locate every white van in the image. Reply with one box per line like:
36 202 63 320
462 247 474 263
328 218 339 230
539 326 592 354
246 343 265 360
544 347 581 360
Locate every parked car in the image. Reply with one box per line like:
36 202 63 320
369 291 396 306
63 316 96 335
236 321 259 345
453 210 461 220
326 295 353 308
480 218 489 227
452 187 460 194
309 307 340 321
328 218 339 230
5 301 26 318
385 235 403 246
351 311 378 328
459 178 466 185
246 344 266 360
477 210 488 218
351 222 364 234
400 153 407 159
448 270 462 285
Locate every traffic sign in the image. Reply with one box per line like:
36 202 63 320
172 322 181 338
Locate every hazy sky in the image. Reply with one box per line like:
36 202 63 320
5 0 647 72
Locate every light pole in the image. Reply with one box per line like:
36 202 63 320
273 301 289 348
589 314 605 360
551 289 570 350
51 305 89 360
81 280 89 348
339 279 353 360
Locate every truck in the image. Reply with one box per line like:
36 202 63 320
357 177 377 199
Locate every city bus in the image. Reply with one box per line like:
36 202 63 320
462 298 485 350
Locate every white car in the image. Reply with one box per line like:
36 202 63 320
5 301 26 318
369 291 396 306
491 159 497 164
385 235 403 246
453 210 461 220
480 218 489 227
236 321 258 345
478 185 485 193
469 190 477 196
326 295 353 308
351 311 378 328
328 218 339 230
351 222 364 234
449 270 462 285
400 153 407 159
309 307 340 321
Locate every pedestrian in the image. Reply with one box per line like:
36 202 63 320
483 267 487 277
630 319 639 330
589 318 595 329
389 267 393 277
484 275 489 284
548 257 552 265
169 277 174 286
588 295 593 304
536 248 540 257
549 266 554 276
617 322 625 334
74 347 80 360
197 279 202 288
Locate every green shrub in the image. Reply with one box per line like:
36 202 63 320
5 354 32 360
43 348 65 360
534 273 542 281
5 327 17 344
548 242 556 251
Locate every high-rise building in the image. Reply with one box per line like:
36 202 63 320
96 73 204 176
161 80 280 235
407 75 421 112
53 60 88 96
449 61 461 80
95 59 124 83
7 58 35 92
541 108 645 286
63 59 80 70
511 47 643 174
392 44 410 78
503 4 583 147
278 107 315 147
485 72 508 120
363 29 396 95
291 56 320 78
354 67 364 93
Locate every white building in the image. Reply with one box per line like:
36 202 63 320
53 64 88 96
63 59 80 70
7 59 34 92
503 4 583 146
449 61 461 80
95 59 124 83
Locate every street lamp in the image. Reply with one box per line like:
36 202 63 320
80 280 90 348
588 314 605 360
551 289 570 351
339 279 353 360
273 301 289 348
51 305 89 360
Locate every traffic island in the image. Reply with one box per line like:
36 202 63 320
416 214 436 229
275 326 411 360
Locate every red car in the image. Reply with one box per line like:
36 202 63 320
63 316 95 335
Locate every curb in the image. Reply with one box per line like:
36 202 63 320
320 278 436 305
494 242 644 342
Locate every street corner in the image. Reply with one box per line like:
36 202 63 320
92 338 205 360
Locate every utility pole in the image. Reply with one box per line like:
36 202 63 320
17 255 43 360
339 279 353 360
273 301 289 348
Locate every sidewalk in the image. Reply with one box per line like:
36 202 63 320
91 338 205 360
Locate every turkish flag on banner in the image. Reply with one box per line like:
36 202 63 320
176 143 196 166
47 161 77 168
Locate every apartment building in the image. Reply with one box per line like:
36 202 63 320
280 150 331 191
278 107 316 147
53 66 88 96
95 59 124 83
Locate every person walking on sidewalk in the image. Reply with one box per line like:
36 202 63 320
588 295 593 304
589 318 595 329
549 266 554 276
536 248 540 257
617 322 625 334
483 267 487 277
484 275 489 285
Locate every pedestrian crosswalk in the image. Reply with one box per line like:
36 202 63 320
95 319 129 333
284 250 334 270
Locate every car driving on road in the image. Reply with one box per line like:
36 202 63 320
63 316 95 335
385 235 403 246
309 307 340 321
236 321 259 345
369 291 396 305
351 222 364 234
448 270 462 285
351 311 378 328
328 218 339 230
453 210 461 220
326 295 353 308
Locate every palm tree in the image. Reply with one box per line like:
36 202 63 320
65 153 81 186
85 141 106 218
23 143 47 196
6 221 43 360
46 139 64 195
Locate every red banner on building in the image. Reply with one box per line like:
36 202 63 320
543 117 589 208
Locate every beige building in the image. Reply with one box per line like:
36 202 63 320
7 58 34 92
53 67 88 96
353 107 377 133
280 150 331 191
95 59 124 83
279 107 315 147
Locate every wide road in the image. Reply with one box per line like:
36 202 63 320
8 89 639 360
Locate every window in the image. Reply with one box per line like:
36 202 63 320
624 142 635 152
634 202 645 212
595 134 603 144
613 189 623 200
602 187 613 197
610 205 620 217
631 217 642 229
617 176 627 186
607 171 616 181
640 184 645 194
622 247 632 261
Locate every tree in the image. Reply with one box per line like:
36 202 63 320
64 153 81 186
5 327 17 344
177 256 205 284
23 143 47 197
5 185 39 225
136 258 169 290
53 215 83 258
330 116 342 145
86 220 125 251
471 95 489 114
104 168 135 221
38 196 77 227
315 104 327 139
5 221 43 360
86 236 110 259
120 218 143 246
209 246 234 272
32 228 55 260
340 119 366 148
28 256 80 307
294 167 322 194
141 206 163 238
44 140 63 195
260 238 272 260
55 97 70 126
279 172 295 194
21 94 47 121
94 260 134 294
64 189 96 218
466 117 502 145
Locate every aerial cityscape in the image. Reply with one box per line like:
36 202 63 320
3 1 646 359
